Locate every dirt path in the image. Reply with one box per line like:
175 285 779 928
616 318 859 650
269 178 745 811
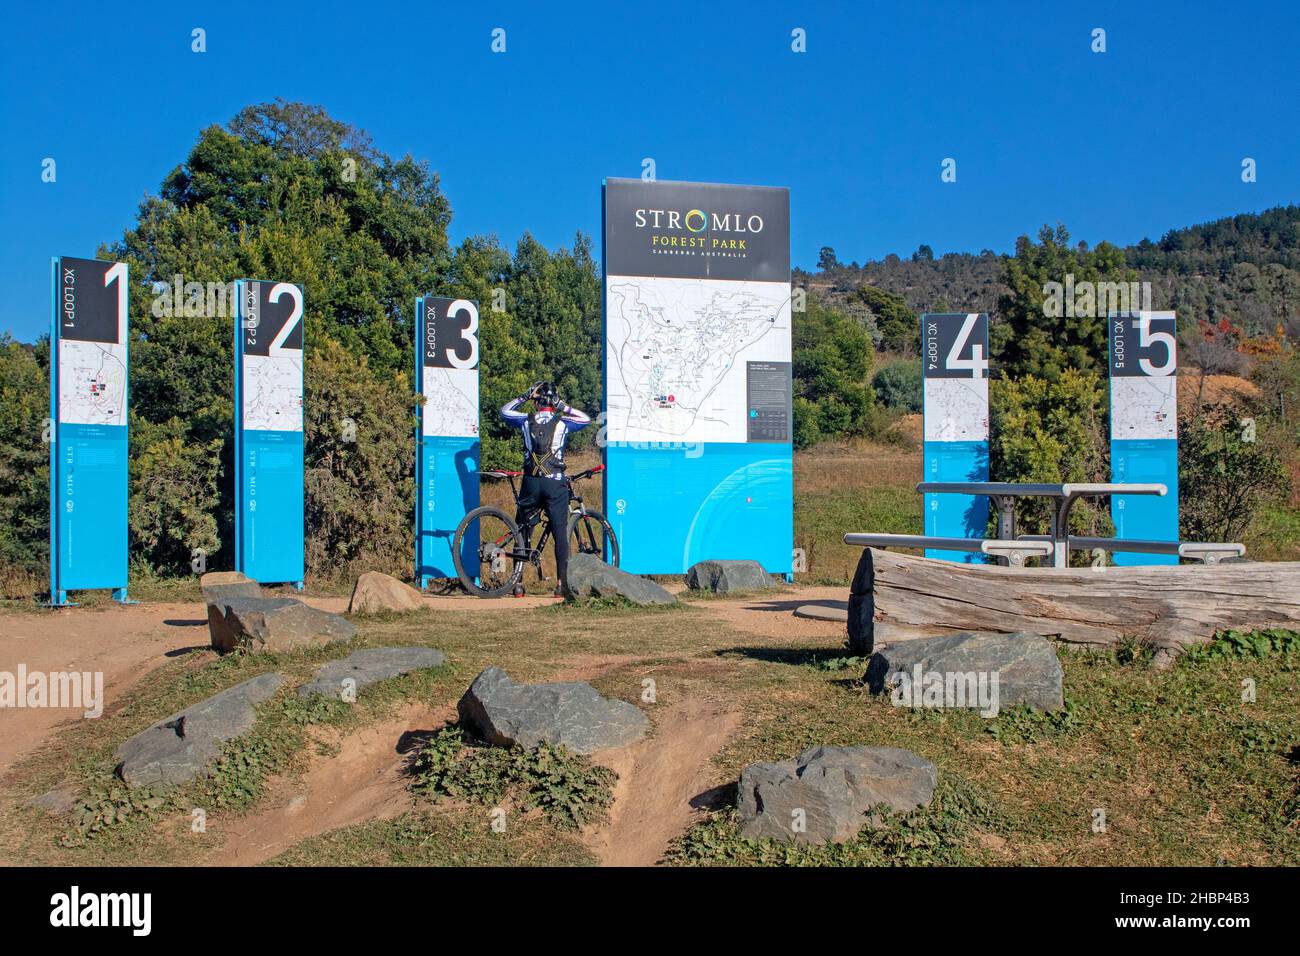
0 603 208 774
207 701 451 866
586 698 742 867
692 585 849 640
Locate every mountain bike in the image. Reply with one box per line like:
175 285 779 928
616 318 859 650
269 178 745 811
452 465 619 598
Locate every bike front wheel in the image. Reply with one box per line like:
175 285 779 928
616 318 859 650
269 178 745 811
568 509 619 568
453 506 525 598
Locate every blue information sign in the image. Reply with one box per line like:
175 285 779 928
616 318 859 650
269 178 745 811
49 256 131 605
921 313 990 562
601 178 794 576
234 279 305 586
415 295 481 586
1109 311 1179 564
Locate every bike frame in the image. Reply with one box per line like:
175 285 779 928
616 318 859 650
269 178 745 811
490 468 601 566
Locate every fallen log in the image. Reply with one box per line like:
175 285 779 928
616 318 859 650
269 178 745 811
847 548 1300 666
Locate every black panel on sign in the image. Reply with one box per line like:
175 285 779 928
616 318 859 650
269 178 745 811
422 296 480 370
58 257 121 344
242 281 304 356
922 313 989 379
1109 313 1177 377
746 361 792 442
604 178 790 282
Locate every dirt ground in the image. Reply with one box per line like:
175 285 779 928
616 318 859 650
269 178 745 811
0 583 848 866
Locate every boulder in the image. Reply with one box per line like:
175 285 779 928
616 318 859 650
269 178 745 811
457 666 649 754
348 571 425 615
864 630 1064 713
201 571 264 643
115 672 286 789
562 553 676 606
686 559 775 593
200 570 263 604
298 646 446 699
207 597 356 654
737 745 937 845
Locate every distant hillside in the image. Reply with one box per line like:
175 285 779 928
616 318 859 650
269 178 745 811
800 204 1300 344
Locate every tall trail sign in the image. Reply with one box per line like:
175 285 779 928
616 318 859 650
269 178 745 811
602 178 793 575
1109 311 1179 564
921 312 990 562
234 278 305 586
49 256 131 605
415 295 481 586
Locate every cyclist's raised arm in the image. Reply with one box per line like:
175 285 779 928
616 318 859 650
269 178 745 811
559 402 592 431
500 396 529 429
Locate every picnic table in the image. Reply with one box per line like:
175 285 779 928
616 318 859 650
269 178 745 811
916 481 1168 568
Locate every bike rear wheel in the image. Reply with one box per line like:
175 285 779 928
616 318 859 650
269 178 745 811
568 509 619 568
453 506 525 598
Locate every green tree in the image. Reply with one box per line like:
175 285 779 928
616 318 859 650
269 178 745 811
989 369 1112 540
792 299 877 447
856 285 919 354
995 224 1134 380
0 336 50 586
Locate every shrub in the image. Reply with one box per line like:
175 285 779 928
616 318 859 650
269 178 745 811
872 361 923 413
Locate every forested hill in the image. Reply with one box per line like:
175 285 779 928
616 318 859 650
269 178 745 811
801 204 1300 339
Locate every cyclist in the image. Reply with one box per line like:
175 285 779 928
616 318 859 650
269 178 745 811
500 382 592 594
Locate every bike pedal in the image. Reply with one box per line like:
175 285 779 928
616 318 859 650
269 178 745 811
511 584 526 598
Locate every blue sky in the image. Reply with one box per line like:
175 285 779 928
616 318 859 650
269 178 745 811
2 0 1297 342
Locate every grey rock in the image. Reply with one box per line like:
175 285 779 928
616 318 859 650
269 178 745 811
200 570 263 605
685 559 776 593
26 785 80 817
865 630 1064 712
457 666 649 754
298 646 446 699
115 672 286 789
737 745 937 845
562 553 677 606
207 597 356 654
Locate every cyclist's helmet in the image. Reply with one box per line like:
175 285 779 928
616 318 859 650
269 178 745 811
535 381 560 408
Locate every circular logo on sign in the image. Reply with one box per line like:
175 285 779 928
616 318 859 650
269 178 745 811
684 209 707 233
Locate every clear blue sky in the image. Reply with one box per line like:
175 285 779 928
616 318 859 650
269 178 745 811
2 0 1297 342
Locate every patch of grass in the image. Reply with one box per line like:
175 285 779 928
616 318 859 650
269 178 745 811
669 776 1003 867
264 808 597 867
548 595 691 614
409 724 617 831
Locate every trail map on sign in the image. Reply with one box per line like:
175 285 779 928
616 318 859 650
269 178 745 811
1111 376 1177 440
605 276 791 443
58 340 127 427
923 378 989 441
242 353 303 431
422 366 479 438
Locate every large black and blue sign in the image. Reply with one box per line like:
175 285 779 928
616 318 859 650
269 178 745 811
49 256 131 605
921 313 990 562
234 279 305 586
1109 311 1179 564
602 178 793 575
415 295 481 586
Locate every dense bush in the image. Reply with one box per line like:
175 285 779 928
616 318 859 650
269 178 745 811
872 361 923 413
1179 412 1291 543
0 336 49 587
792 299 878 449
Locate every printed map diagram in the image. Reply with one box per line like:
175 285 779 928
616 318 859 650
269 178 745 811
923 378 989 442
1111 376 1177 440
606 276 791 443
59 340 127 427
242 353 303 432
422 366 479 438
